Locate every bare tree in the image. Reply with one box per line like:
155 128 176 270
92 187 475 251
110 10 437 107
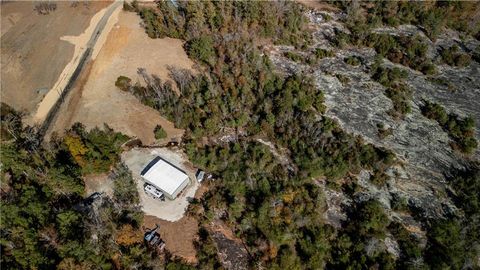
34 1 57 15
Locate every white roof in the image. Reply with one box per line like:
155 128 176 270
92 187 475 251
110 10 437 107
141 157 188 196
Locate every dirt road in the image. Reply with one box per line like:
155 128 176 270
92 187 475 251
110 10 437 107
33 1 122 130
1 1 111 116
49 10 191 144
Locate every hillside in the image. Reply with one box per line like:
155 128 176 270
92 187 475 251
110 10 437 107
1 1 479 269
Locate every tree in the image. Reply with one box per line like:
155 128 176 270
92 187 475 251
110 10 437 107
116 224 142 246
56 211 81 239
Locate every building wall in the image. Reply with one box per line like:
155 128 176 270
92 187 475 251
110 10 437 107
143 176 189 200
170 177 189 199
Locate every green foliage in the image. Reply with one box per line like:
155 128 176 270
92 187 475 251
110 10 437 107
338 1 480 40
348 200 390 238
314 48 335 59
284 51 305 63
473 45 480 63
335 74 350 85
440 45 472 67
64 123 129 174
366 33 435 75
154 124 167 139
328 200 396 269
370 62 412 118
137 1 309 47
371 63 407 88
449 165 480 217
128 2 405 268
115 75 132 91
344 55 361 66
0 110 156 269
421 100 448 125
187 36 216 66
57 211 82 239
385 83 412 118
377 123 393 140
423 165 480 270
388 222 423 264
421 100 478 154
425 219 467 269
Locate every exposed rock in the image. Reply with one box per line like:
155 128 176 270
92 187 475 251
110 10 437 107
267 10 480 221
211 231 249 270
384 235 401 259
322 184 352 228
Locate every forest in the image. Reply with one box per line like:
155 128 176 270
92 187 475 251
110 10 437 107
1 0 479 269
120 0 478 269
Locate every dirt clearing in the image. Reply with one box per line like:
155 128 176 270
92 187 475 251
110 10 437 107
122 147 201 222
1 1 110 116
144 215 198 263
50 10 193 144
84 173 114 198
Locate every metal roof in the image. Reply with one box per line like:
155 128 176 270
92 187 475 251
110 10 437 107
141 157 189 196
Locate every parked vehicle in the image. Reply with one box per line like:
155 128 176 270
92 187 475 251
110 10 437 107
144 184 165 200
195 169 205 182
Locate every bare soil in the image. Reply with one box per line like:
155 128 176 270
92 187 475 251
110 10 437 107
296 0 339 12
1 1 110 115
143 215 199 264
50 10 193 144
84 173 114 197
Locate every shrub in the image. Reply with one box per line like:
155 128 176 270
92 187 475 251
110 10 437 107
440 45 471 67
314 48 335 59
421 100 448 125
115 76 132 91
154 124 167 139
335 74 350 84
377 123 393 139
284 51 304 62
421 101 478 154
344 56 361 66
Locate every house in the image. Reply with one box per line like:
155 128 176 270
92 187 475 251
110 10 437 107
140 156 189 200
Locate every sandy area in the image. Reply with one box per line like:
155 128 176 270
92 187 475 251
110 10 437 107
122 147 201 222
1 1 111 115
144 215 199 263
51 10 192 144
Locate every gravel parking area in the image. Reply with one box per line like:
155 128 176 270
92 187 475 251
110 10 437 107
122 147 200 221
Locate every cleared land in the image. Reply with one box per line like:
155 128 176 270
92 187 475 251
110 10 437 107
1 1 111 117
144 215 198 263
122 147 200 222
50 10 193 144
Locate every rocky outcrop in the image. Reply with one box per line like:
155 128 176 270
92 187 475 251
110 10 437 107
268 9 480 220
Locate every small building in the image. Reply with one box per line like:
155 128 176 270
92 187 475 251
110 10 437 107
141 156 189 200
